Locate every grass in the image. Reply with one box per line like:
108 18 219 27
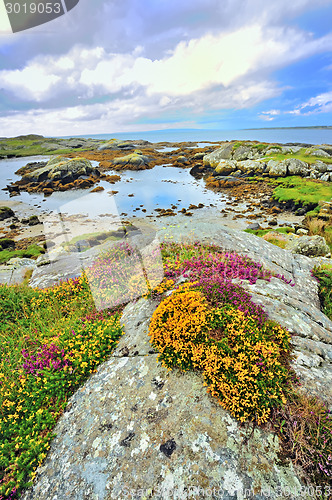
271 176 332 207
0 244 45 264
0 240 331 498
304 216 332 252
311 265 332 320
244 227 295 250
244 227 294 237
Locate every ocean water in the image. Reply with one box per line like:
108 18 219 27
62 128 332 146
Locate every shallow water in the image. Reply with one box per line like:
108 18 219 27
0 158 230 218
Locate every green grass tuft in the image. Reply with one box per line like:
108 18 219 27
271 176 332 207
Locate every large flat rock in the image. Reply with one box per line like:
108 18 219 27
23 299 310 500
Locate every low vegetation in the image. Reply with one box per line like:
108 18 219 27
0 276 123 499
312 264 332 320
0 241 331 498
0 136 93 159
0 244 45 264
305 214 332 252
271 176 332 208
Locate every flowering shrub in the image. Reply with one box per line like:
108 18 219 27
149 284 209 371
0 283 123 500
21 343 71 376
162 244 295 287
151 242 331 487
149 285 292 425
84 241 163 310
192 277 267 325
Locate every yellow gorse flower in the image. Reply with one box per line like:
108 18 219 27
149 287 291 425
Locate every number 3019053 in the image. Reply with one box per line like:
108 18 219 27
5 2 62 15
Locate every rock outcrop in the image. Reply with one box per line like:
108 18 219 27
22 295 314 500
22 156 96 183
20 222 332 499
202 142 332 182
0 206 15 220
112 151 152 170
10 156 100 194
285 234 331 257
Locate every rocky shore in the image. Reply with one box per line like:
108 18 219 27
0 136 331 286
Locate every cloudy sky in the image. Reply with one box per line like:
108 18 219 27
1 0 332 136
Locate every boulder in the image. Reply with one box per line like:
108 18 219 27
317 201 332 222
39 142 64 151
203 144 233 167
22 157 96 184
305 148 331 158
0 206 15 220
265 147 282 155
237 160 266 174
313 161 328 173
320 172 332 182
232 145 253 161
246 223 261 230
98 139 148 151
212 176 243 188
0 238 15 249
189 164 210 179
192 152 205 160
285 235 331 257
174 155 190 166
214 160 237 175
281 146 301 154
286 159 309 176
267 160 288 177
113 152 151 170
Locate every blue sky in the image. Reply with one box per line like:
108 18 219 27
0 0 332 136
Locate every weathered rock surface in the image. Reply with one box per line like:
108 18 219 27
0 257 36 285
203 144 233 166
112 152 151 170
285 234 331 257
22 156 96 183
202 142 331 182
268 160 288 177
23 297 312 500
286 159 309 176
98 139 151 151
232 145 254 161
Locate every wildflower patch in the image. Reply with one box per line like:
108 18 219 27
149 286 292 425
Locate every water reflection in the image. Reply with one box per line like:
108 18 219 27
0 158 229 218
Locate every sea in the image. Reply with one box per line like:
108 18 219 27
61 127 332 146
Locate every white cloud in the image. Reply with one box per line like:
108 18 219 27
259 109 281 120
1 65 60 101
2 23 332 105
1 0 332 134
289 91 332 115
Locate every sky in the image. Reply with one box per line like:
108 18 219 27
0 0 332 137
